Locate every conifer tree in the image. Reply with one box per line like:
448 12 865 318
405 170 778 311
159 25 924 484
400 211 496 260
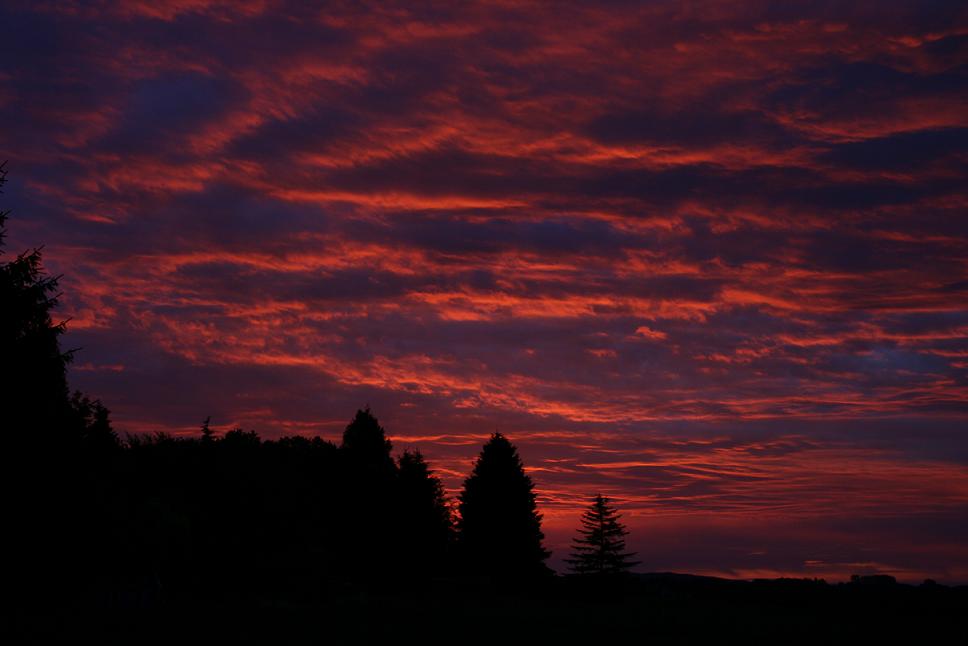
457 433 550 577
566 493 639 576
0 164 118 454
338 407 397 576
0 161 74 437
1 162 117 608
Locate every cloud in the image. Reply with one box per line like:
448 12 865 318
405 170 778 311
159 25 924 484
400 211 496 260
2 0 966 581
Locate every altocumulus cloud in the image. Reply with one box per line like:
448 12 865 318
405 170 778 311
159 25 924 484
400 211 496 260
1 0 966 581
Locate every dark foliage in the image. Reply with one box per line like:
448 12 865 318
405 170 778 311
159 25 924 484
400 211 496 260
397 449 454 575
0 160 73 438
200 415 215 443
341 406 394 471
2 163 123 613
566 493 639 576
457 433 551 578
337 406 399 577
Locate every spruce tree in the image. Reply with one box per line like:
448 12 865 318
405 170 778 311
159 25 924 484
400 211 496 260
1 162 117 609
0 163 117 448
0 161 74 438
566 494 639 576
457 433 550 577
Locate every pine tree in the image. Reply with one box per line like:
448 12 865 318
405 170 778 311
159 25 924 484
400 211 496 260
1 162 118 608
0 161 74 438
200 416 214 443
566 494 639 576
457 433 550 577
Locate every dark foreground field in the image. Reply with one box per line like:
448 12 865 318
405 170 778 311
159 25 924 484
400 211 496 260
7 574 966 645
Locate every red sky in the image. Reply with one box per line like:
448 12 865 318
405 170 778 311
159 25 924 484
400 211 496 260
2 0 967 582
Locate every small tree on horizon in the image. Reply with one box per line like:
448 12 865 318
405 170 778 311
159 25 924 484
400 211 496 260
566 493 639 576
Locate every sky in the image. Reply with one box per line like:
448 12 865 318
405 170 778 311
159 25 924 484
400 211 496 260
1 1 967 582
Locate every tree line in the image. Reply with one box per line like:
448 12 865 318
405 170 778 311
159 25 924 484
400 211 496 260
1 163 636 610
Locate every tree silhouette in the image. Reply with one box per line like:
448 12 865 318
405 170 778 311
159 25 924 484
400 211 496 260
338 407 398 577
0 161 74 438
200 416 215 443
1 162 120 612
397 449 453 575
457 433 550 578
341 406 395 474
566 494 639 576
69 390 118 452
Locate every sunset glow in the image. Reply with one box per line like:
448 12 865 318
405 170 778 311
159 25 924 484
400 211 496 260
3 1 966 582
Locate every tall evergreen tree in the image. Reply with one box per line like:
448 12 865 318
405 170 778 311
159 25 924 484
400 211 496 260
566 494 639 576
457 433 550 577
338 407 397 577
0 163 116 447
1 162 118 610
0 161 74 438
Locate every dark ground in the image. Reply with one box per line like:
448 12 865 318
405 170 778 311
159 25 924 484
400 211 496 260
6 573 966 645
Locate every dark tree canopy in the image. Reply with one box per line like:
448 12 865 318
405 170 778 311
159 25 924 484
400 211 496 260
397 449 454 574
69 391 116 452
338 407 398 575
457 433 550 577
2 163 120 612
0 161 73 437
341 406 395 474
0 162 116 449
566 494 639 576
